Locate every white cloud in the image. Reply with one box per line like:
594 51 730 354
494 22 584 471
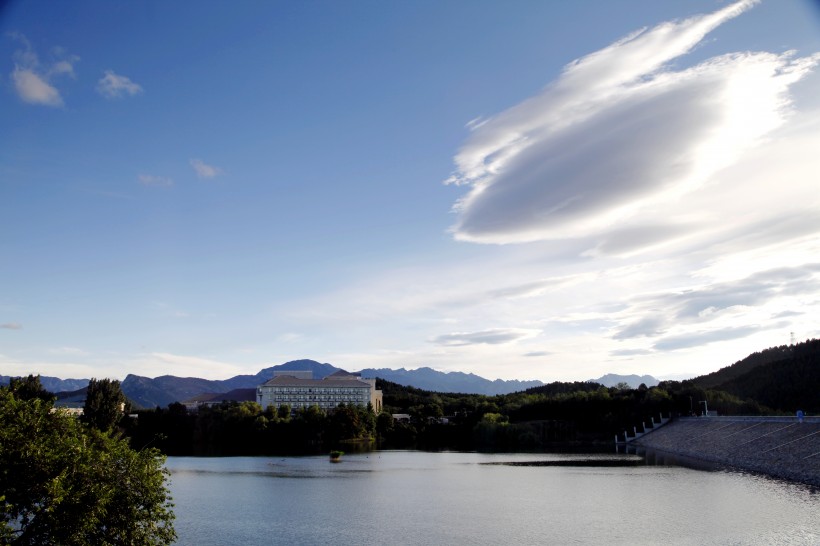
605 261 820 360
190 159 222 179
404 0 820 379
652 324 776 352
1 323 22 330
431 328 540 347
8 33 78 107
96 70 143 99
12 68 63 106
446 0 818 245
0 351 247 382
50 59 76 78
141 352 245 378
48 347 89 356
138 174 174 188
151 301 195 319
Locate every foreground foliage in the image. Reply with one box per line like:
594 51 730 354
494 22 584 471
0 379 175 545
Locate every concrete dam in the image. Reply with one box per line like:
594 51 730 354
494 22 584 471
632 416 820 487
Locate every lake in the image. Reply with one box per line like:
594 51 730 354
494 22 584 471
166 451 820 545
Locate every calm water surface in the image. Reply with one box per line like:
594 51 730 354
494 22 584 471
166 451 820 545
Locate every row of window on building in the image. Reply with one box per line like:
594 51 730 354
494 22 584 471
271 387 366 394
271 395 367 402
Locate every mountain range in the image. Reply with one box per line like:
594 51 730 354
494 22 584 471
588 373 659 388
0 375 89 394
358 367 544 395
2 361 658 409
5 340 816 415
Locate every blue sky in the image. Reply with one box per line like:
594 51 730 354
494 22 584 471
2 0 820 382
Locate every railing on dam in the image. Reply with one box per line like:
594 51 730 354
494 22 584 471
616 413 670 444
678 415 820 424
617 414 820 444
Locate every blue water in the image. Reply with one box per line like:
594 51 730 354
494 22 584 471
166 451 820 545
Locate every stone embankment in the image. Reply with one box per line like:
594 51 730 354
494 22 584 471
633 416 820 487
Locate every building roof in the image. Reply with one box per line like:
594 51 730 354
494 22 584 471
272 370 314 380
259 375 372 389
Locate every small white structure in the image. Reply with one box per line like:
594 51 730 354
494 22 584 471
52 407 84 417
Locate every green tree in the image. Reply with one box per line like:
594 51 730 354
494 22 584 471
481 412 508 424
82 378 127 432
0 387 175 545
361 403 377 436
329 404 363 442
376 411 394 441
8 375 54 403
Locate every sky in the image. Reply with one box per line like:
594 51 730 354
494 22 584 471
2 0 820 383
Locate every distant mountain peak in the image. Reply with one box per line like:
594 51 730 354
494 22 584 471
357 366 543 395
588 373 659 388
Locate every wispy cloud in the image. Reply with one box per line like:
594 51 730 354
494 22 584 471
151 301 190 318
8 33 79 107
610 348 654 357
96 70 143 99
1 323 22 330
431 328 539 347
445 0 818 246
612 264 820 342
652 324 774 352
612 316 666 341
0 351 246 382
523 351 552 358
143 352 245 379
138 174 174 188
190 159 222 179
48 346 89 356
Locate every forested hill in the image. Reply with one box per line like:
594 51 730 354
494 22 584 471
691 338 820 413
524 381 605 397
692 341 807 389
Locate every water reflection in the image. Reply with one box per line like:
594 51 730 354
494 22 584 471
167 451 820 546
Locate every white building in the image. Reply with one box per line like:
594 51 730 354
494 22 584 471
256 370 383 413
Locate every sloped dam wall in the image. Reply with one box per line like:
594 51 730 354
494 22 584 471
633 417 820 487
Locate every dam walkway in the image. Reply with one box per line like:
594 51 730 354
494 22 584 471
633 416 820 487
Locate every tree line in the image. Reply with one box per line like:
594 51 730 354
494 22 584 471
122 373 782 456
126 400 380 456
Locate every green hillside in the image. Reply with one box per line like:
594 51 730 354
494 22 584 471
694 339 820 413
691 342 801 389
